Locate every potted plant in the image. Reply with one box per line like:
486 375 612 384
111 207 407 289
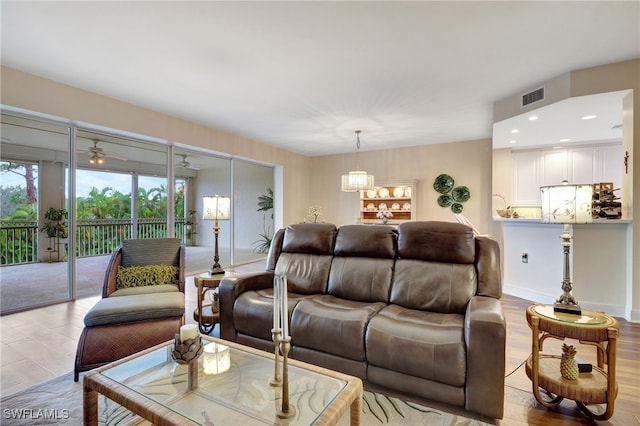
253 188 274 253
40 207 68 237
185 210 197 245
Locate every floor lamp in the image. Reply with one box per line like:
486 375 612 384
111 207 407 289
540 183 593 315
203 195 231 275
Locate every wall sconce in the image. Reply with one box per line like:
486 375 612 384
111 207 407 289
203 195 231 275
540 182 593 315
203 342 230 375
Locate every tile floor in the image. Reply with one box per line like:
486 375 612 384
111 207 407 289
0 261 265 398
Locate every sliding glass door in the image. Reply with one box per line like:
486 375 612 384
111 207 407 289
233 160 275 265
174 150 231 274
1 113 72 314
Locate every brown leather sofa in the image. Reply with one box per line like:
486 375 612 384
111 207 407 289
219 221 505 419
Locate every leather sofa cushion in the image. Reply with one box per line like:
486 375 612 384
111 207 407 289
84 292 184 327
282 223 337 254
328 257 394 302
275 252 332 294
291 295 386 361
233 289 310 340
366 304 466 387
391 259 476 314
397 222 474 264
334 225 396 258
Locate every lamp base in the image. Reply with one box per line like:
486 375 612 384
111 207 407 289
208 266 225 275
554 302 582 316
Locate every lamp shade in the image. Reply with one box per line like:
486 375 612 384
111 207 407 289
540 184 593 224
341 171 375 192
203 195 230 220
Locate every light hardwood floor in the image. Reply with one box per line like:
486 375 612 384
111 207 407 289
1 268 638 424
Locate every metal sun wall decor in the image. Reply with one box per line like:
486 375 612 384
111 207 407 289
433 174 471 213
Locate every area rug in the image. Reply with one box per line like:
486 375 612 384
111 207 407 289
0 373 491 425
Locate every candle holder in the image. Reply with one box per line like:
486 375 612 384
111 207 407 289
277 337 296 419
171 334 204 391
269 328 282 387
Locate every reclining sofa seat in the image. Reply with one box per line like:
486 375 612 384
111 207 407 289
218 221 505 419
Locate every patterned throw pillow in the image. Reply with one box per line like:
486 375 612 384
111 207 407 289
116 265 179 289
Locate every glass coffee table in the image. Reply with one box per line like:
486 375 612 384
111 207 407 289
83 336 362 425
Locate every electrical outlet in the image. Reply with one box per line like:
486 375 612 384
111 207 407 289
522 253 528 263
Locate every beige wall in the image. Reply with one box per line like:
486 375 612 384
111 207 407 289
309 138 494 233
1 66 313 226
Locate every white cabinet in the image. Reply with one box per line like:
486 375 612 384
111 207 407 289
540 150 568 187
568 146 597 184
512 151 540 205
598 144 622 186
511 143 621 206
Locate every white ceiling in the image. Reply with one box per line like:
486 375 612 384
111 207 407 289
1 1 639 157
493 90 630 150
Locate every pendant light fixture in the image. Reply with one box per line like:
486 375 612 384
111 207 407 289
341 130 374 192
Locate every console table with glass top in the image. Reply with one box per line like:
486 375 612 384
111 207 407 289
525 304 619 420
83 335 363 425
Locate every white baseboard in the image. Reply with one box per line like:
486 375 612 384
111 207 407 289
503 284 631 321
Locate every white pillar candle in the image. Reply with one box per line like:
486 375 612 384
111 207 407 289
273 274 280 331
281 275 289 339
180 324 198 342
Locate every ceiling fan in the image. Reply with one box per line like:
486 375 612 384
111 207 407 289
81 139 128 164
176 154 200 170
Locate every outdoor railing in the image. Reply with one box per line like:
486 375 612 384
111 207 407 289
0 220 38 265
1 218 185 265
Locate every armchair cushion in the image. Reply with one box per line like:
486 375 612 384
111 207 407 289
110 284 180 297
116 264 179 289
83 292 184 327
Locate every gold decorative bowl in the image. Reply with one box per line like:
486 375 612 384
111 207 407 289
496 208 513 218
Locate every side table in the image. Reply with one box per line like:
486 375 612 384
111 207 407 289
193 272 224 334
525 304 619 420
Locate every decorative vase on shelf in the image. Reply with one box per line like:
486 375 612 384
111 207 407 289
560 344 579 380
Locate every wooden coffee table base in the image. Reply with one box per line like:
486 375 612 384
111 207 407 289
83 337 363 426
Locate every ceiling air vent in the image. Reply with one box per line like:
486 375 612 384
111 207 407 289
522 87 544 107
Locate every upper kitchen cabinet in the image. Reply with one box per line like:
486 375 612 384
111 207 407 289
511 143 622 205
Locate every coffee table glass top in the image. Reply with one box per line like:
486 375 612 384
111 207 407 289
102 338 347 425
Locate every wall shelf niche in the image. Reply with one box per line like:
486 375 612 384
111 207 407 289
359 181 416 225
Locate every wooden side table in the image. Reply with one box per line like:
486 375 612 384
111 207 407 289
193 272 224 334
525 304 619 420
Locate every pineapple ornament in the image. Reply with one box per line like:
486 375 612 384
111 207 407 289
560 343 579 380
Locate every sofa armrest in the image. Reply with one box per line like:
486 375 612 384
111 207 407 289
219 271 274 340
464 296 506 419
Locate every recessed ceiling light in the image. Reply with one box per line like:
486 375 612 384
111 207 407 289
509 140 517 144
559 138 572 142
511 129 519 134
581 115 597 120
528 115 538 121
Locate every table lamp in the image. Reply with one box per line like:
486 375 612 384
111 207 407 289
203 195 230 275
540 182 593 315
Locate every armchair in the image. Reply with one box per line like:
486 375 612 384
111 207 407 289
73 238 185 381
